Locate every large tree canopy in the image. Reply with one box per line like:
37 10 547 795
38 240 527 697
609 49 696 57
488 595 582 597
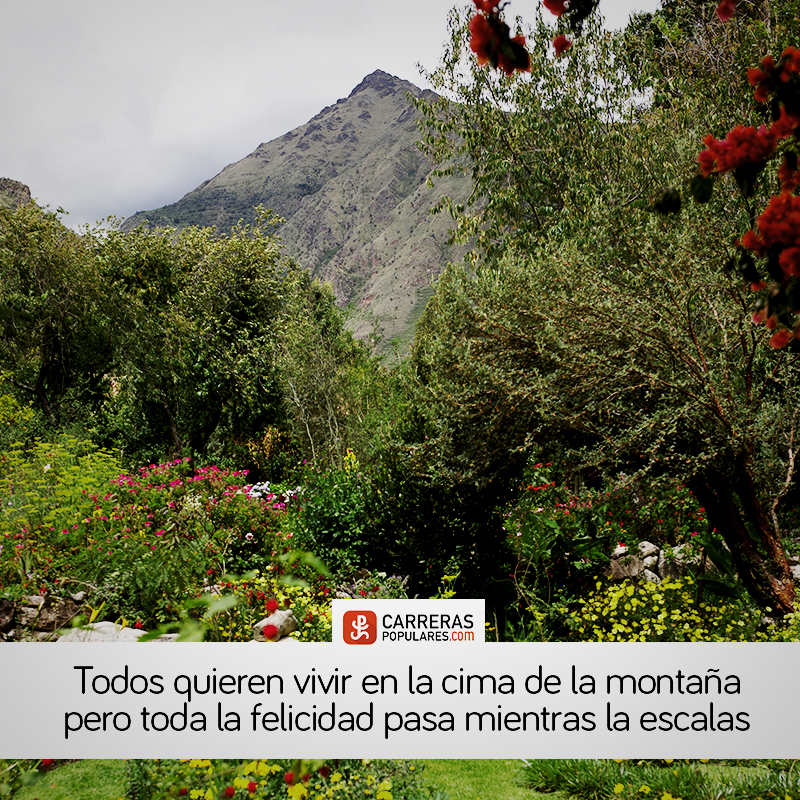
409 0 800 612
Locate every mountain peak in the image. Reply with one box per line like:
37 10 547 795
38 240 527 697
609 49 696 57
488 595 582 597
349 69 408 98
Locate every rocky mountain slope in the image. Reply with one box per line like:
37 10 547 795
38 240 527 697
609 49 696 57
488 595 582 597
122 70 470 353
0 178 33 210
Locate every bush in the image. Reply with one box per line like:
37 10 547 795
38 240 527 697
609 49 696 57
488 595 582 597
521 759 800 800
568 578 768 642
209 575 333 642
126 759 438 800
296 454 370 574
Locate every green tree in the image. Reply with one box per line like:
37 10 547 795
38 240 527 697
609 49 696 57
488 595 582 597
0 203 111 428
411 2 800 613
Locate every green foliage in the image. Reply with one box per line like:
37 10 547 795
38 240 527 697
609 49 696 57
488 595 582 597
296 455 370 573
126 759 436 800
210 576 332 642
409 1 800 614
569 577 768 642
521 759 800 800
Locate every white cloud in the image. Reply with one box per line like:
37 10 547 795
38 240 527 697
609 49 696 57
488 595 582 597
0 0 660 228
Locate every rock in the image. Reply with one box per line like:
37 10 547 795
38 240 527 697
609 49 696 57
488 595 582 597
791 565 800 581
0 598 14 632
57 621 147 642
253 609 298 642
658 543 698 580
608 555 643 580
70 591 88 603
16 594 80 630
611 545 629 559
642 555 658 570
642 569 661 584
638 541 659 559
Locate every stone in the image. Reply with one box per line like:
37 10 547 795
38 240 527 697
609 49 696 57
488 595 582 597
642 555 658 570
0 598 14 632
642 569 661 584
638 541 659 559
253 609 298 642
791 565 800 581
70 591 87 603
611 544 629 559
16 594 80 630
658 543 698 580
57 621 146 642
608 555 642 580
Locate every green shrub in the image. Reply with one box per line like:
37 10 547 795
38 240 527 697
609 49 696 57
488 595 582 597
297 454 370 573
569 578 767 642
521 759 800 800
126 759 436 800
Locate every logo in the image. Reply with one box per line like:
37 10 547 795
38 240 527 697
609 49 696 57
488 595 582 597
343 610 377 645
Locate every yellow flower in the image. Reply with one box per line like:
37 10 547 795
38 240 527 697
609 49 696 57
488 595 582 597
638 787 651 794
288 785 309 800
331 773 342 783
614 784 624 795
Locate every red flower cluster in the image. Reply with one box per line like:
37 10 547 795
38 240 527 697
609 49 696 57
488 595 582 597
248 781 258 793
266 597 279 613
748 47 800 102
542 0 567 15
697 124 776 177
262 623 279 640
469 0 530 75
224 787 235 798
285 772 295 784
741 192 800 259
553 34 572 56
716 0 737 21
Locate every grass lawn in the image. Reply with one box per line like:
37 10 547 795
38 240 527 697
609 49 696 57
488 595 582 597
13 760 127 800
421 759 556 800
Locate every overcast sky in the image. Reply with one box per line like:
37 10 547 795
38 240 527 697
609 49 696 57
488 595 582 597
1 1 660 229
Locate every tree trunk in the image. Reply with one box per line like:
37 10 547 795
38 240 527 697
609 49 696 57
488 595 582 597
687 458 795 616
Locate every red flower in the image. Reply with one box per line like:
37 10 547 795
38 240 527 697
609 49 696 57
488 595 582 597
469 9 530 75
469 13 495 67
319 766 330 778
716 0 736 21
285 772 295 785
553 34 572 57
473 0 496 10
780 247 800 279
262 624 279 640
40 760 55 770
770 328 794 348
698 124 776 177
542 0 567 16
179 790 188 797
266 598 279 613
224 788 236 799
248 781 258 793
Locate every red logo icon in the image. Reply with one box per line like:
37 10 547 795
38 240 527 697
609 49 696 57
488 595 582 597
343 610 377 645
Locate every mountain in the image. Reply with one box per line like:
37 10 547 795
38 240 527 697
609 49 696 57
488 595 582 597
122 70 470 353
0 178 33 210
